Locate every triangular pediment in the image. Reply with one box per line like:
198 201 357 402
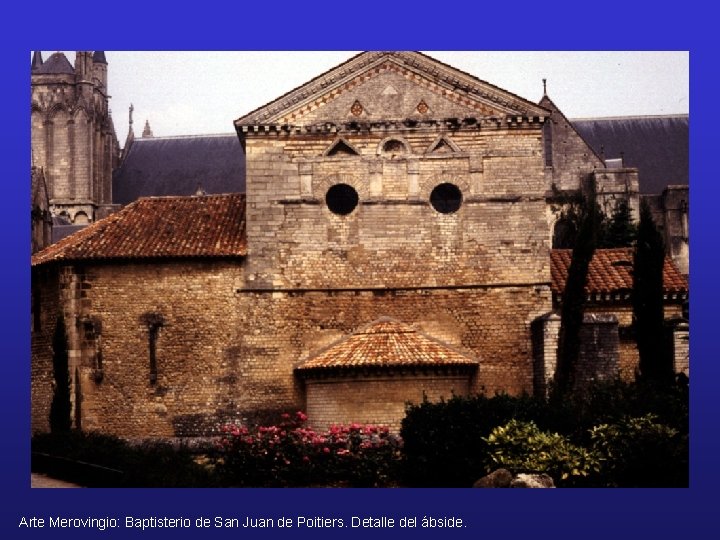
235 52 549 127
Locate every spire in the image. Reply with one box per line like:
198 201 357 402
92 51 107 64
142 120 154 138
31 51 43 70
122 104 136 160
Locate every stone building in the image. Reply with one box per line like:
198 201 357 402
31 51 120 226
30 51 689 436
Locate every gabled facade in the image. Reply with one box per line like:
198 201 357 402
30 52 690 437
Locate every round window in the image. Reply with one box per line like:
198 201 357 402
326 184 359 215
430 183 462 214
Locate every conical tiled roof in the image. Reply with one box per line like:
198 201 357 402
296 317 478 372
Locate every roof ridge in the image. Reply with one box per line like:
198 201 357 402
541 94 605 165
570 113 689 122
136 192 244 201
132 132 238 141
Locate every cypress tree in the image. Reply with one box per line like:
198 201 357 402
600 198 637 248
554 178 601 396
633 200 672 385
50 315 72 433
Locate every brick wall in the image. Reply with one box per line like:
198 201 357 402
303 372 473 432
244 125 549 290
31 260 551 438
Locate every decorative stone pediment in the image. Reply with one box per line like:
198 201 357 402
235 52 549 128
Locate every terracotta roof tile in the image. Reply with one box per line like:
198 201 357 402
32 194 246 266
296 317 478 372
550 248 688 296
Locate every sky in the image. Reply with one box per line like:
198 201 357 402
36 51 689 144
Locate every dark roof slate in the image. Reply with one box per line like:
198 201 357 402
113 134 245 204
34 52 74 75
32 194 247 266
572 115 688 194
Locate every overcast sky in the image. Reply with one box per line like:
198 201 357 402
36 51 689 144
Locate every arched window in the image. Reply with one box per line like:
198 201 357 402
552 218 577 248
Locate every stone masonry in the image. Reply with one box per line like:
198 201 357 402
31 52 689 437
31 52 120 224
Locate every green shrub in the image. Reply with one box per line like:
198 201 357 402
400 393 545 487
399 380 688 487
590 414 688 487
484 420 600 487
31 430 216 487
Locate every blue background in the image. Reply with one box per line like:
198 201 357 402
3 2 717 538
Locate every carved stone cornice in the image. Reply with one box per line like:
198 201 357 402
235 52 550 127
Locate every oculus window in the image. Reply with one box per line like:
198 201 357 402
430 183 462 214
326 184 359 215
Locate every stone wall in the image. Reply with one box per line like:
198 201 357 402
532 304 686 392
31 266 61 434
31 259 551 438
31 54 118 223
539 95 604 192
243 125 550 290
303 372 473 432
575 314 619 388
646 186 689 276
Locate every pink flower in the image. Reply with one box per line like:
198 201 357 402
323 447 330 454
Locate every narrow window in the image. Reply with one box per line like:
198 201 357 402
140 313 165 384
32 286 41 332
543 120 553 167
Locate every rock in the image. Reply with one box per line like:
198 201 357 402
510 473 555 488
473 468 513 488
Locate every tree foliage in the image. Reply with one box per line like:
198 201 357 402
633 200 672 385
600 198 637 248
50 315 72 433
554 177 601 396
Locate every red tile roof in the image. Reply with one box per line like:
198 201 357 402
31 194 247 266
296 317 478 372
550 248 688 296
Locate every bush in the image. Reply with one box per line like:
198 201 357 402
214 412 402 487
400 381 688 487
545 379 689 442
484 420 600 487
590 414 688 487
400 393 545 487
31 430 216 487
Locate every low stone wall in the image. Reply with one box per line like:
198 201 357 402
303 371 473 432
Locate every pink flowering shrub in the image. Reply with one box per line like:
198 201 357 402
215 412 402 487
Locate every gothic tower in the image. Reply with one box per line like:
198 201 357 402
31 51 120 224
